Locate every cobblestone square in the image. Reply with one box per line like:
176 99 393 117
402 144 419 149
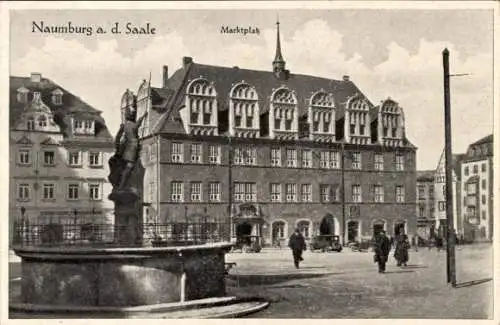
226 244 493 318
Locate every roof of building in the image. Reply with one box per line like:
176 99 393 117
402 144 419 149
462 134 494 162
10 75 113 141
452 153 466 179
471 134 493 146
417 170 435 181
153 61 374 133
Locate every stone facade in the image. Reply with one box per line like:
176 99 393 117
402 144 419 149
126 23 418 246
9 73 115 244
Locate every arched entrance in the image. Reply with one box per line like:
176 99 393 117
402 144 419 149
271 220 286 246
236 222 252 245
297 219 312 239
394 221 406 237
372 219 386 237
347 220 359 243
319 214 335 236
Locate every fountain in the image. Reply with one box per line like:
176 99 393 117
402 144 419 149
9 107 268 318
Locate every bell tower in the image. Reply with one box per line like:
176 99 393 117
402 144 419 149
272 21 289 79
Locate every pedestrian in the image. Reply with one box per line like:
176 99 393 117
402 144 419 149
435 236 444 252
288 228 306 269
411 235 418 252
394 234 410 267
373 230 391 273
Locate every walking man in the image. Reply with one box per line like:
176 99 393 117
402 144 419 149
374 230 391 273
288 228 306 269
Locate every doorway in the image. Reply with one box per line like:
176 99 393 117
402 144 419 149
347 221 359 243
236 222 252 245
373 223 385 237
319 214 335 236
394 222 405 237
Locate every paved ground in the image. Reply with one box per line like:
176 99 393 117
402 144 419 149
8 244 493 319
226 244 493 319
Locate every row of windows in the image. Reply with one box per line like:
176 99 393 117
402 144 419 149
169 143 406 170
17 149 103 168
418 178 488 200
465 180 487 194
464 163 487 176
168 181 406 203
16 182 102 201
465 206 489 221
17 90 62 105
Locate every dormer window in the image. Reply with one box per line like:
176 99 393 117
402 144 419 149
26 117 35 130
38 115 47 127
309 91 335 138
229 82 259 137
51 89 63 105
17 86 29 103
184 78 217 135
270 87 297 137
73 119 94 135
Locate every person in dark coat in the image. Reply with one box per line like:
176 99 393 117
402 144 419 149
394 234 410 267
288 228 306 269
373 230 391 273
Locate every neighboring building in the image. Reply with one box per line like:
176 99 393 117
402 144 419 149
9 73 115 243
433 150 463 238
416 170 435 238
460 134 493 241
128 22 417 246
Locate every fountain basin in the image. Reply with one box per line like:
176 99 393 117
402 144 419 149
12 243 232 308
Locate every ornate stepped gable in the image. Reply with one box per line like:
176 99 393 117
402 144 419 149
308 90 336 143
229 81 259 138
180 77 218 136
344 93 371 145
9 75 113 142
150 22 413 148
377 97 406 147
270 86 298 140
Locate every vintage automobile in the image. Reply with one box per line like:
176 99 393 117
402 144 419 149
233 235 262 253
310 235 343 252
349 240 373 252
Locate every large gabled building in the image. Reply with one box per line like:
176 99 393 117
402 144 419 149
460 134 494 241
9 73 115 243
124 23 418 246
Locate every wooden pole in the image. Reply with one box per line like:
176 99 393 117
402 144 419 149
443 48 457 286
341 142 346 246
228 136 233 242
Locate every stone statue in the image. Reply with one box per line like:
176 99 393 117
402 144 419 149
108 108 148 200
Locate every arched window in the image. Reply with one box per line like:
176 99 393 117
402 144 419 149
297 219 312 239
271 220 287 241
271 87 296 132
186 78 217 127
229 82 259 131
310 91 335 135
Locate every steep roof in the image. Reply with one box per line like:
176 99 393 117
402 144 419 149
10 75 113 141
417 170 435 182
471 134 493 146
452 153 465 180
153 61 373 133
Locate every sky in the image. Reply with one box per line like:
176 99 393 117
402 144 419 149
8 8 495 171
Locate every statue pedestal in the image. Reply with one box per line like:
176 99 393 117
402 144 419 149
108 188 141 246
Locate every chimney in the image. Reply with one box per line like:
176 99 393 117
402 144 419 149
182 56 193 68
31 73 42 83
162 65 168 88
342 75 350 82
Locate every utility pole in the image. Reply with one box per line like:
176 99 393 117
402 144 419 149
341 142 346 246
227 136 233 242
443 48 457 287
